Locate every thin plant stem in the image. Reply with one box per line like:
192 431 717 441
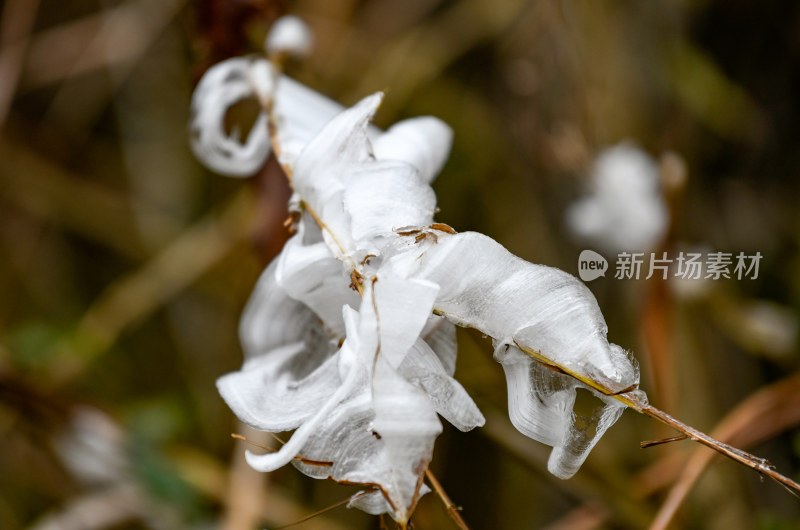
639 434 688 449
260 56 359 275
624 391 800 495
221 426 269 530
424 469 471 530
272 491 373 530
512 341 800 496
543 372 800 530
648 373 800 529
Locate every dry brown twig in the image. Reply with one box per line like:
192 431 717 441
647 373 800 530
424 469 471 530
220 426 271 530
543 372 800 530
634 396 800 496
513 339 800 497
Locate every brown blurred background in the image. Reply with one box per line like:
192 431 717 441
1 0 799 529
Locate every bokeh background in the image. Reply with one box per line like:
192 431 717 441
1 0 799 529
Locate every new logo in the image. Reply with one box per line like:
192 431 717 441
578 250 608 282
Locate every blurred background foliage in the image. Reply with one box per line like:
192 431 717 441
1 0 799 529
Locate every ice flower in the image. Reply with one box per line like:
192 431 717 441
192 20 643 524
216 95 483 522
189 57 343 176
567 143 669 252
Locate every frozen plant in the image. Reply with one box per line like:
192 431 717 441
192 39 639 523
264 14 313 58
567 143 669 252
190 15 800 528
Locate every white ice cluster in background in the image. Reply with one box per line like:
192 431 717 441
567 143 669 252
190 16 643 525
265 15 313 58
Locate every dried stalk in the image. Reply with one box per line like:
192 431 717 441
424 469 471 530
624 392 800 495
646 373 800 529
544 372 800 530
221 426 270 530
513 340 800 496
639 434 687 449
271 494 364 530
